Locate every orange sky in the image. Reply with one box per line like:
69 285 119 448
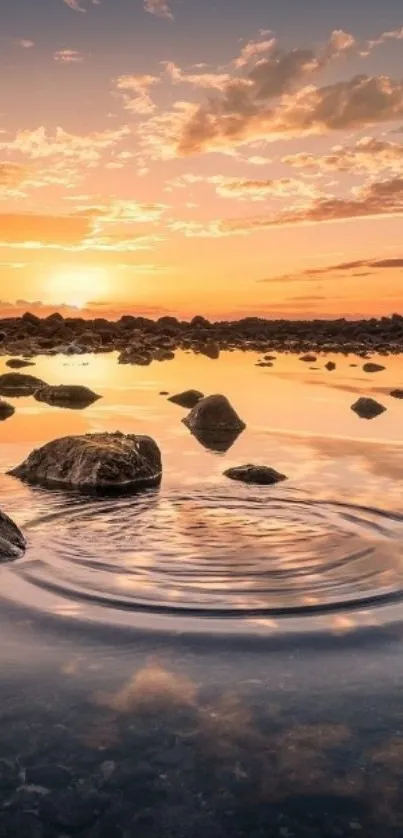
1 0 403 319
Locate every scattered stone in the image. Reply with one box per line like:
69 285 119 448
0 398 15 420
351 397 386 419
299 354 317 362
390 389 403 399
168 389 204 408
263 354 276 361
34 384 101 409
363 362 386 373
325 361 336 371
0 510 26 561
152 348 175 362
8 431 162 492
159 390 169 396
199 342 220 360
183 394 245 450
118 350 152 366
6 358 35 369
224 464 287 485
0 372 47 397
256 361 273 367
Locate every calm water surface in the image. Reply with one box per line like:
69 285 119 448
0 350 403 836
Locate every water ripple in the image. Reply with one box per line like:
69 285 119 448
7 487 403 619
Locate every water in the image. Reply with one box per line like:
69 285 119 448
0 350 403 836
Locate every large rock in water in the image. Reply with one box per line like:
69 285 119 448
351 397 386 419
6 358 35 369
0 372 46 397
34 385 101 409
0 510 26 561
183 394 245 451
9 432 162 492
0 399 15 420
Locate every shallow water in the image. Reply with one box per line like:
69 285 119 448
1 350 403 836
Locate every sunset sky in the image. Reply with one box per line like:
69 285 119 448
1 0 403 319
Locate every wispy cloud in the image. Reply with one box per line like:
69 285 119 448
14 39 35 48
53 49 84 63
144 0 173 21
115 74 159 114
63 0 99 11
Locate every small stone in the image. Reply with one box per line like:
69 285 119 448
159 390 169 396
390 389 403 399
0 372 47 397
168 389 204 408
6 358 35 369
351 397 386 419
325 361 336 371
0 399 15 420
256 361 273 367
0 510 26 561
224 464 287 485
362 362 386 373
199 342 220 359
34 384 101 409
299 354 317 362
183 394 245 434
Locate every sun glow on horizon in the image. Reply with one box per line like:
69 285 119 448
47 267 110 309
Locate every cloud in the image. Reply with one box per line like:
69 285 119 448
0 163 29 188
233 36 277 69
0 125 130 163
167 173 319 201
14 39 35 48
0 213 93 246
164 62 231 91
258 255 403 284
283 136 403 174
115 74 159 114
144 0 173 20
63 0 99 11
362 26 403 56
53 50 84 63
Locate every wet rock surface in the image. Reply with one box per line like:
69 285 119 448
34 385 101 409
224 464 287 485
183 395 246 451
6 358 35 369
0 399 15 420
0 509 26 560
351 397 387 419
390 389 403 399
363 362 386 373
0 372 47 397
8 431 162 492
168 390 204 408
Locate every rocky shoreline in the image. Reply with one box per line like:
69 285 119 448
0 312 403 358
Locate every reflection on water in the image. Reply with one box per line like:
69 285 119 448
0 350 403 834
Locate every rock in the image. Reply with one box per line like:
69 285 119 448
34 385 101 409
362 362 386 373
0 510 26 560
183 395 245 450
159 390 169 396
118 350 152 366
199 342 220 360
168 389 204 408
351 397 386 419
0 372 46 397
390 389 403 399
8 431 162 492
152 348 175 362
299 354 317 362
26 763 73 790
325 361 336 371
0 399 15 420
263 354 276 361
224 464 287 485
40 788 107 831
256 361 273 367
6 358 35 369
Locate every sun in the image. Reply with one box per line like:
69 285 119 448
48 267 110 309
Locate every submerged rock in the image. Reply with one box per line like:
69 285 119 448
34 384 101 409
325 361 336 371
6 358 35 369
363 362 386 373
183 394 245 450
8 431 162 492
168 389 204 408
299 354 317 362
0 399 15 420
351 397 386 419
0 510 26 560
224 464 287 485
390 389 403 399
199 342 220 360
0 372 46 397
256 361 273 367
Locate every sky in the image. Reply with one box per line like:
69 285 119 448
0 0 403 320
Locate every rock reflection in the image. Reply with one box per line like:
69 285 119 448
186 425 244 452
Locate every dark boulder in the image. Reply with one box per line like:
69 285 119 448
0 399 15 420
325 361 336 371
168 390 204 408
199 342 220 360
8 431 162 492
390 389 403 399
224 464 287 485
299 354 317 363
0 372 47 397
351 397 386 419
0 510 26 561
363 362 385 373
34 385 101 409
118 349 152 366
152 348 175 361
6 358 35 369
183 394 245 450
